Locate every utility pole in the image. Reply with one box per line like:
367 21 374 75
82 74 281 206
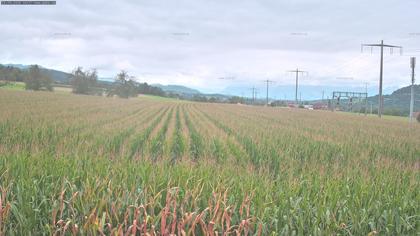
364 82 369 116
362 40 402 118
410 57 416 122
262 80 274 106
322 90 325 103
287 69 308 104
250 87 257 104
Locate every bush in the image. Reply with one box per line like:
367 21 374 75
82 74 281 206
417 113 420 122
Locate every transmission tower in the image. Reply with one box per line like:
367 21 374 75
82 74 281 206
287 69 308 104
362 40 402 118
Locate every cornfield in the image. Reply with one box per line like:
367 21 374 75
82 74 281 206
0 89 419 235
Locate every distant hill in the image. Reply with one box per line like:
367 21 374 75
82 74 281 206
42 68 72 84
153 84 201 95
3 63 418 115
3 64 30 70
3 64 72 84
221 84 398 100
368 84 420 114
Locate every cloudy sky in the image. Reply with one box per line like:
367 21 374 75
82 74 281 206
1 0 419 96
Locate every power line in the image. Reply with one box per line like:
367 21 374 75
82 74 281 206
320 53 369 76
249 86 257 104
362 40 402 118
287 68 308 104
262 80 274 106
218 76 235 80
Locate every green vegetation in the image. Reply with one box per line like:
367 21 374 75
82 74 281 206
0 89 419 235
141 94 179 102
70 67 100 95
183 109 204 161
0 65 26 82
150 108 173 161
106 71 140 98
24 65 53 91
0 81 25 90
170 108 186 163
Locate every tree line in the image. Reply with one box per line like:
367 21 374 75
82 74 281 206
0 64 244 102
0 65 166 98
0 64 53 91
70 68 165 98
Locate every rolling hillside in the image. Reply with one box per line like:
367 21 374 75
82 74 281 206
3 64 72 84
153 84 201 95
369 84 420 114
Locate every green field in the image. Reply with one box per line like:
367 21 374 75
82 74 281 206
0 90 419 235
0 81 25 90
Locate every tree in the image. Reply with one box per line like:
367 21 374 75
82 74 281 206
71 67 98 95
24 65 53 91
136 82 165 96
192 94 208 102
107 71 138 98
0 65 26 82
228 96 244 104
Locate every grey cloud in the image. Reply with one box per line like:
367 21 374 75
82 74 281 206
1 0 419 93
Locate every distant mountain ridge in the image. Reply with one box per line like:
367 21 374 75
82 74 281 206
2 63 418 114
153 84 201 95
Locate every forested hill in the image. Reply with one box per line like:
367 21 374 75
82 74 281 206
0 64 72 84
368 84 420 115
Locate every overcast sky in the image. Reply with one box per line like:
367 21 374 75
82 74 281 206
1 0 419 94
